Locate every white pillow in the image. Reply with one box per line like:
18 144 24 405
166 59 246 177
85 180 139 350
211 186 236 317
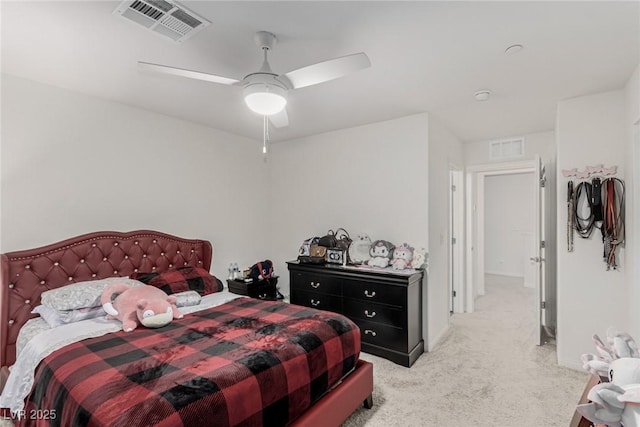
32 305 107 328
31 305 64 328
40 277 144 311
174 290 202 307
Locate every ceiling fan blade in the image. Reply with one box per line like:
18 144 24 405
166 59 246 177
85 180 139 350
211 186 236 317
269 109 289 128
283 52 371 89
138 61 240 86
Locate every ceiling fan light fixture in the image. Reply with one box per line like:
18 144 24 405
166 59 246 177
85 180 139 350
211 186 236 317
244 83 288 116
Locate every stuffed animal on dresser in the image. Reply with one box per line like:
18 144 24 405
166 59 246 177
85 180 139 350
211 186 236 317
411 247 427 269
366 240 395 268
390 243 414 270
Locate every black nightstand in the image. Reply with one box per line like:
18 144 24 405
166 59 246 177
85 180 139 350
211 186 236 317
227 277 279 301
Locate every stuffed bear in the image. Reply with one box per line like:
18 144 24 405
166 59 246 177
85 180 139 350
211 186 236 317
366 240 395 268
101 283 183 332
390 243 414 270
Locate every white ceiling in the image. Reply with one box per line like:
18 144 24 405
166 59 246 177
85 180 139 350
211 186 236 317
2 1 638 143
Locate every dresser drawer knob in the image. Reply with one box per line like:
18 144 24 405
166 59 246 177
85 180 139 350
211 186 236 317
364 310 376 318
311 299 321 307
310 281 320 288
364 329 377 337
364 290 376 298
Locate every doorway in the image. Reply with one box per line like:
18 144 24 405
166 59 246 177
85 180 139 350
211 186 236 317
465 157 553 346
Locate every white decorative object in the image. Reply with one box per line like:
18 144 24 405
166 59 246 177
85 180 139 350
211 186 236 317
562 164 618 178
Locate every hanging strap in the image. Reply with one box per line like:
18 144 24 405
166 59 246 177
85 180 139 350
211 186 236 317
591 177 603 222
573 181 596 238
567 180 575 252
602 178 625 270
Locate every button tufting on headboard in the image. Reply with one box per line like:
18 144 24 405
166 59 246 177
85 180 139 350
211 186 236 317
0 230 213 367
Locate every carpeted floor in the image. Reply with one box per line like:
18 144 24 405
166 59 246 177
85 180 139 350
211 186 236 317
341 274 588 427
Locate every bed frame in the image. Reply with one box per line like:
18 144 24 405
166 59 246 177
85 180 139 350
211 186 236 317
0 230 373 426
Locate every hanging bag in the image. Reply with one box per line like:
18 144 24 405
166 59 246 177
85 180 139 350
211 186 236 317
334 228 352 251
318 229 338 248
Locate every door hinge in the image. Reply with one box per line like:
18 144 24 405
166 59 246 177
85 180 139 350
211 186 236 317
452 290 457 297
541 240 545 248
452 237 457 244
540 178 546 188
541 301 546 309
451 184 457 191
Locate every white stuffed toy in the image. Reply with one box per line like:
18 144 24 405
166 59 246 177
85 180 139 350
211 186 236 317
366 240 395 268
348 234 372 265
390 243 414 270
577 328 640 427
411 247 427 269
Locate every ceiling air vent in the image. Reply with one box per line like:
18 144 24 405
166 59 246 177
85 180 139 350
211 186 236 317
114 0 210 43
489 137 525 160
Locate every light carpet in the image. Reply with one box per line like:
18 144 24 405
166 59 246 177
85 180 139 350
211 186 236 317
341 274 588 427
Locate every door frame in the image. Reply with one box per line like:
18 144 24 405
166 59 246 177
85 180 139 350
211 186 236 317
449 165 464 314
465 159 537 313
633 121 640 339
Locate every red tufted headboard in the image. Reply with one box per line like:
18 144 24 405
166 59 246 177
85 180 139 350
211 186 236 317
0 230 212 367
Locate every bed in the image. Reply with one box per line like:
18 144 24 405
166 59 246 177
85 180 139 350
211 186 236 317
0 230 373 426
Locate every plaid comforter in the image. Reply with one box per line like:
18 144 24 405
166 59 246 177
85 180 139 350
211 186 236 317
20 298 360 427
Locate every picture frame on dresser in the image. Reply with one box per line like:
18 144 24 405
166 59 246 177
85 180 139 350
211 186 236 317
287 261 425 367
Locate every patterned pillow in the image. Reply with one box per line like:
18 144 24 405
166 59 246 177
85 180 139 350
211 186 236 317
173 290 202 307
130 267 222 296
40 277 144 311
32 305 106 328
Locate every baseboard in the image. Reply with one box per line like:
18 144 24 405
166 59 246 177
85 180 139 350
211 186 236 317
428 323 449 351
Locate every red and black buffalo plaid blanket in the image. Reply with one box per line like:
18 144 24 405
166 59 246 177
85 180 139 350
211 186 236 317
19 298 360 427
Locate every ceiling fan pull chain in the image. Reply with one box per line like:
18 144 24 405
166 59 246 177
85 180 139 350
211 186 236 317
262 115 269 154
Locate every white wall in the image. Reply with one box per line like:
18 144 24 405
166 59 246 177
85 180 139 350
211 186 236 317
484 173 534 277
427 115 463 347
269 113 432 341
0 75 270 279
556 89 628 370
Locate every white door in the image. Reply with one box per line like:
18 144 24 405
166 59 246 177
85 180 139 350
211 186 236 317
532 155 547 346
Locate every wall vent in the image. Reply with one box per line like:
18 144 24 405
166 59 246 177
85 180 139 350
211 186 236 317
114 0 210 43
489 137 525 160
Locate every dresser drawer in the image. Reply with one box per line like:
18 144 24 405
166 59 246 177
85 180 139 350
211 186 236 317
290 272 341 296
291 289 342 312
353 318 407 352
342 298 406 328
342 280 406 308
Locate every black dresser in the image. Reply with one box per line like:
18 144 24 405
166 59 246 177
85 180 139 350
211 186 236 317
288 261 424 367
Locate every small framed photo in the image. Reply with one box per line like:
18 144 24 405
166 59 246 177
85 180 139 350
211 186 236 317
326 248 345 265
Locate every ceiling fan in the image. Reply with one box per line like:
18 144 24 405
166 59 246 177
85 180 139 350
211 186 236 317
139 31 371 128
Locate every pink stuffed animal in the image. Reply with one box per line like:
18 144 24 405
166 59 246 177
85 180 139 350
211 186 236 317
101 283 182 332
390 243 414 270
